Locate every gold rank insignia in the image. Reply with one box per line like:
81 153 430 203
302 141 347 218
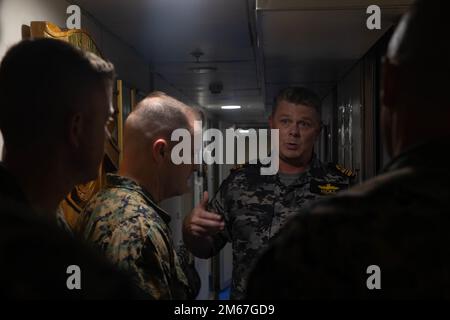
231 164 245 172
335 164 356 178
318 183 340 195
310 179 347 195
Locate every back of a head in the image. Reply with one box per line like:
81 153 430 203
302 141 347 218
387 0 450 104
0 38 115 152
123 92 197 156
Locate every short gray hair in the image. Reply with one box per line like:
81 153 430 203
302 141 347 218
123 92 199 157
273 87 321 117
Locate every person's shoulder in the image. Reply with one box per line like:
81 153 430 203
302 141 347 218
86 185 147 214
95 205 168 261
229 162 262 175
309 161 356 194
341 166 416 198
85 186 124 208
272 167 438 257
82 187 159 241
303 167 414 217
230 158 276 179
220 161 272 191
326 162 357 179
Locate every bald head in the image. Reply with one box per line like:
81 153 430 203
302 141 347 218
120 92 199 202
123 91 197 159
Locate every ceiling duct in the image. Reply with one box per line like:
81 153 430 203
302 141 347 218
256 0 414 11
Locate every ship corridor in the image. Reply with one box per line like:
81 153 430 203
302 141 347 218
0 0 418 300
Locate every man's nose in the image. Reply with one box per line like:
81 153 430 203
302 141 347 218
288 124 300 137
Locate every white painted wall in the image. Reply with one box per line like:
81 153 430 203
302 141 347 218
0 0 67 58
0 0 151 157
0 0 150 90
0 0 67 157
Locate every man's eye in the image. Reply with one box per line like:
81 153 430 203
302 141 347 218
280 119 289 124
299 121 311 128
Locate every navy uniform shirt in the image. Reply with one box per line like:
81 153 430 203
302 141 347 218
209 155 354 299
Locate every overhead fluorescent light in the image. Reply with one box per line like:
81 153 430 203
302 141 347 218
188 66 217 74
221 105 241 110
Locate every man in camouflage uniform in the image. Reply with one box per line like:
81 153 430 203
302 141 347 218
247 0 450 299
79 92 199 299
0 39 143 299
183 87 354 299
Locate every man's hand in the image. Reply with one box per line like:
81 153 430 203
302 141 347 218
184 191 225 238
183 191 225 258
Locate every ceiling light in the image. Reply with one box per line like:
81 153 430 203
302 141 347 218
189 66 217 74
221 105 241 110
189 50 217 74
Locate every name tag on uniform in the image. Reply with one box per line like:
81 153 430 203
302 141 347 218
310 180 347 195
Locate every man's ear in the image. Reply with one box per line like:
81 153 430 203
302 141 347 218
69 112 83 148
152 138 168 163
382 58 400 110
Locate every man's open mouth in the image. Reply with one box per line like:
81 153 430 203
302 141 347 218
286 143 299 150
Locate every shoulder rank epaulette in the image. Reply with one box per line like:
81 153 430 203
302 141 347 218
335 163 357 178
230 162 261 173
231 164 246 172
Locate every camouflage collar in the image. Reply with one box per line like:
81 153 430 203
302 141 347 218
275 153 325 184
235 153 328 186
105 174 171 224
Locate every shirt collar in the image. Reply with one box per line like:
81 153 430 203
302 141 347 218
105 174 172 224
275 153 323 185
